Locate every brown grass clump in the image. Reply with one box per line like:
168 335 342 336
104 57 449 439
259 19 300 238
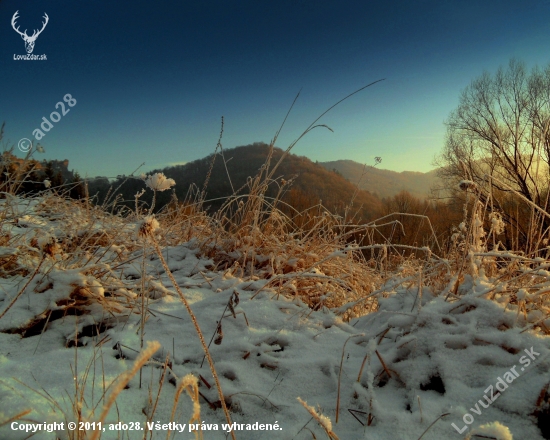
0 185 142 339
437 180 550 332
194 193 383 320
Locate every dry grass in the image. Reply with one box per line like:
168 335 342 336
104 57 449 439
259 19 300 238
2 82 550 438
297 397 340 440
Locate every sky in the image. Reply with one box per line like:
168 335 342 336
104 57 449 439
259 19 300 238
1 0 550 177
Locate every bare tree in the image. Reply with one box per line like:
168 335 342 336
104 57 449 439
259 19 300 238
436 59 550 247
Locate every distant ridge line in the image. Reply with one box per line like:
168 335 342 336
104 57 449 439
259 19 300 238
319 159 439 199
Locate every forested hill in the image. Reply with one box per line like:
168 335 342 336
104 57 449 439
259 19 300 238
88 142 383 221
319 160 439 199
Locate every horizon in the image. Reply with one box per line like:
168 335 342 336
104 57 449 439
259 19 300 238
1 143 440 180
2 0 550 177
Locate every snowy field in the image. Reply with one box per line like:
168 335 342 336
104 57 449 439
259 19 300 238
1 188 550 440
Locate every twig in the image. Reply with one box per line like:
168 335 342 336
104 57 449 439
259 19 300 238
416 413 450 440
375 350 392 378
336 334 363 423
347 408 367 426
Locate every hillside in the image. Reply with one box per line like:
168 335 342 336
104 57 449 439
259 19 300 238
319 160 439 199
89 143 383 222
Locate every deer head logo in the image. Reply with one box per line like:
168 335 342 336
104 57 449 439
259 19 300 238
11 11 49 54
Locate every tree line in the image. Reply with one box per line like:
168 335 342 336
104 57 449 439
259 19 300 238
0 153 85 200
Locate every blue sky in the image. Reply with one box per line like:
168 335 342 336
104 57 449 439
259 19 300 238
1 0 550 177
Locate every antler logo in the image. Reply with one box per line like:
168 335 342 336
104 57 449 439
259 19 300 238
11 11 49 54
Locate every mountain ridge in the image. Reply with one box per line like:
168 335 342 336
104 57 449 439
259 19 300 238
319 159 439 199
87 143 385 221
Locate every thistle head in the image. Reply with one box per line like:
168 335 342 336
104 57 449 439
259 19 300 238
143 173 175 192
137 215 160 238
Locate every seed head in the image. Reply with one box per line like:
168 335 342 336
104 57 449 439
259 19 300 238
144 173 175 192
138 215 160 238
32 234 60 257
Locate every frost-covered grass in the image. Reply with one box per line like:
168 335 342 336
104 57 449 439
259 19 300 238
1 161 550 440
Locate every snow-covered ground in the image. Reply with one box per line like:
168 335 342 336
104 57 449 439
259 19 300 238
1 195 549 440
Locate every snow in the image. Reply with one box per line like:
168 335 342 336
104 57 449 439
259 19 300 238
1 196 549 440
